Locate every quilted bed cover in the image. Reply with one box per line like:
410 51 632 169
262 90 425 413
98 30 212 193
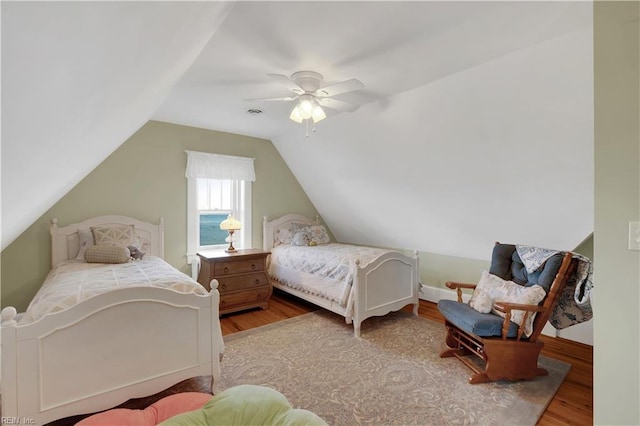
20 256 207 324
268 243 390 309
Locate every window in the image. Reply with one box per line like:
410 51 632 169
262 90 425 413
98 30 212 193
196 179 246 249
185 151 255 275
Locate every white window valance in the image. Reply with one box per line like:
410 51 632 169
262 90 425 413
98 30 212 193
185 150 256 182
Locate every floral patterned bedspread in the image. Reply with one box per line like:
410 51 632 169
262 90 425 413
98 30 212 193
268 243 390 307
20 256 207 324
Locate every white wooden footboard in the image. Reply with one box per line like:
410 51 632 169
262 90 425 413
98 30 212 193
1 285 223 425
352 251 419 337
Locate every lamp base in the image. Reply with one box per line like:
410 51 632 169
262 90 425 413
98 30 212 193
225 230 237 253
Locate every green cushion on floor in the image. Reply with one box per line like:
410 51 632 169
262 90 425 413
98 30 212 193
159 384 327 426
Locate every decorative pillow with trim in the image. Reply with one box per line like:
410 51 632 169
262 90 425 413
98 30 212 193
85 245 131 264
273 228 293 247
308 225 330 245
91 224 136 248
468 270 547 337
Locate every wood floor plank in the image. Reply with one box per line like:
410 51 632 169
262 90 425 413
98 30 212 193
220 290 593 425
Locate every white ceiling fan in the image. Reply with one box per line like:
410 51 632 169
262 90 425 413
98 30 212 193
246 71 365 125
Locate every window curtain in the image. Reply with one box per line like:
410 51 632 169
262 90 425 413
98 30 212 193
185 150 256 181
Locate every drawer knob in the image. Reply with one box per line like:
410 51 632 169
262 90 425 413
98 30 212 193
221 283 227 290
223 267 229 273
220 300 226 306
251 264 256 270
255 279 260 285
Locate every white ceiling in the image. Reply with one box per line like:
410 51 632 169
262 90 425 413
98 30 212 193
2 1 594 260
154 1 591 140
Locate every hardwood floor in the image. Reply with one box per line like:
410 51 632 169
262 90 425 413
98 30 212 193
221 290 593 425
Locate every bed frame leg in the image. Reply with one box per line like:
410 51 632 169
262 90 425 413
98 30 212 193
412 302 419 316
354 323 361 338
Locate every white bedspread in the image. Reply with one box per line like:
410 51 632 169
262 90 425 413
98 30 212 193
268 243 390 307
21 256 207 324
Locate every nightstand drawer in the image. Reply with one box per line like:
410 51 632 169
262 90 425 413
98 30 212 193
220 287 270 311
217 273 269 292
214 258 264 276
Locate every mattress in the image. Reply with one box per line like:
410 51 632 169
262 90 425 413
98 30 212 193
268 243 390 307
21 256 207 324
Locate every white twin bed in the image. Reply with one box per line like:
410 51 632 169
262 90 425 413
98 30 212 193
1 215 224 425
263 214 420 337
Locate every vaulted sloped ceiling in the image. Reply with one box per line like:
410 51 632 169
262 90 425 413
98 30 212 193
1 1 235 248
2 1 593 260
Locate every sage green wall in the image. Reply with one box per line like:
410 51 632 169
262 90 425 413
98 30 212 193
1 120 319 311
594 2 640 424
419 252 489 289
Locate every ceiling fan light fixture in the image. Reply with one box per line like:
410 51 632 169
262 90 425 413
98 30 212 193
289 105 304 123
311 105 326 123
298 97 314 119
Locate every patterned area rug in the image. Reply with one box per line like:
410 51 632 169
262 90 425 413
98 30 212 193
220 310 570 425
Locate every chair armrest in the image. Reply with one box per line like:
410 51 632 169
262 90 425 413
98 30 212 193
445 281 477 302
492 302 545 314
445 281 477 290
493 301 545 340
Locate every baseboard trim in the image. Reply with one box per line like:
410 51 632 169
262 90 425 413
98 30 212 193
419 284 470 303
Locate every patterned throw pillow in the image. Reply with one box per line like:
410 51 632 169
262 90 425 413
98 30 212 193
273 228 293 247
85 245 131 264
468 270 546 336
91 224 136 248
307 225 330 245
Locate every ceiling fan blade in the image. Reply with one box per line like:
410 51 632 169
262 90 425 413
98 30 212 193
314 79 364 97
244 96 299 102
318 98 360 113
267 73 305 95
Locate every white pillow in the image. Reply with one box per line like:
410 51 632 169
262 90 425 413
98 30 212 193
292 230 310 246
75 228 94 260
469 271 546 337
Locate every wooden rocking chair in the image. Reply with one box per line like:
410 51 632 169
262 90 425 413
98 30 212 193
437 243 577 384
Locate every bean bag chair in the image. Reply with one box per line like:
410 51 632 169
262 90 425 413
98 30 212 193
77 392 212 426
159 385 327 426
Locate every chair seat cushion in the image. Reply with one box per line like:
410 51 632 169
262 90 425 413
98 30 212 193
437 299 524 339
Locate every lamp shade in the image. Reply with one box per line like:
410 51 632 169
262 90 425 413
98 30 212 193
311 105 326 123
289 105 303 123
220 215 242 231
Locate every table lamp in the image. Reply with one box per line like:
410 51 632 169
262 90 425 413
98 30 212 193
219 215 242 253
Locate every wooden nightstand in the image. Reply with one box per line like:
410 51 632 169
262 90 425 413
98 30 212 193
197 249 272 315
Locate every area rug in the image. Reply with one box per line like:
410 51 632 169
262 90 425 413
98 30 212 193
220 310 570 425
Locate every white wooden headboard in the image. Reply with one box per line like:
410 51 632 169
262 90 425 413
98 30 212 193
50 215 165 266
262 214 320 252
